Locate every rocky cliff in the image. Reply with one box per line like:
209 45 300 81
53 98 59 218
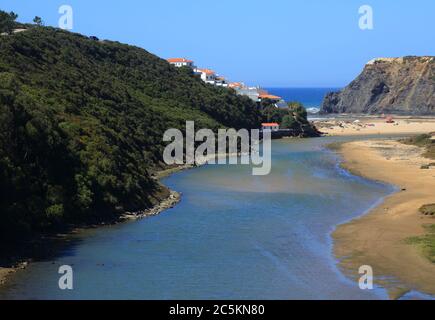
321 56 435 115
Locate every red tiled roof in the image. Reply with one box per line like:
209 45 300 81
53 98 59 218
259 94 281 100
196 68 215 75
262 123 279 127
229 82 243 88
167 58 193 63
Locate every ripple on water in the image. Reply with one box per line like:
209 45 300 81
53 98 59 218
1 136 410 300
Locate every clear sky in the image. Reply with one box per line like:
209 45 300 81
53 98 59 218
2 0 434 87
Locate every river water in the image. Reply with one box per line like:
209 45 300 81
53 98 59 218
1 136 430 299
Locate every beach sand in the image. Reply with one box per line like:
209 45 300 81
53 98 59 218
316 117 435 136
333 139 435 299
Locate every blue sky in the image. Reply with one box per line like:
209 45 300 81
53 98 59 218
2 0 434 87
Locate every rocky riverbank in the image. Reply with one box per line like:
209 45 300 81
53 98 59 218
120 190 181 221
0 168 187 288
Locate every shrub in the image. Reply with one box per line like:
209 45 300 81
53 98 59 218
420 204 435 216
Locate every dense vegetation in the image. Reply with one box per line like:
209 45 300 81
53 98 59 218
419 204 435 216
0 10 18 34
0 19 263 241
260 101 320 137
401 133 435 160
407 224 435 263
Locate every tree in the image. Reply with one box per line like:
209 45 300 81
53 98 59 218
9 11 18 20
33 16 43 26
261 105 287 123
0 72 20 105
0 10 18 34
288 101 308 121
287 101 304 109
281 115 298 129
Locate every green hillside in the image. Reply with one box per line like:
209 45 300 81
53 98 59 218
0 25 262 241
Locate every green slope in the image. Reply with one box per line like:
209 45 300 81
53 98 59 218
0 26 261 240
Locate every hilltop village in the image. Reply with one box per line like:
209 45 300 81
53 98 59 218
167 58 287 109
167 57 321 136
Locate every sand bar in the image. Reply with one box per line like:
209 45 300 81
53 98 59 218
333 139 435 298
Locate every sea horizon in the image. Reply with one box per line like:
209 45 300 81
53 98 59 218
265 87 341 108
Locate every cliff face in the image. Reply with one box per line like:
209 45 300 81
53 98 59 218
321 56 435 115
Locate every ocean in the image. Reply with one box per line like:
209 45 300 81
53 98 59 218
265 87 340 109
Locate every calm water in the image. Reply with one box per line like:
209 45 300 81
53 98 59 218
1 136 429 299
265 87 340 108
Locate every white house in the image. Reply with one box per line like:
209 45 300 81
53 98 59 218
236 87 260 102
167 58 195 68
194 68 217 84
261 123 280 131
215 76 229 87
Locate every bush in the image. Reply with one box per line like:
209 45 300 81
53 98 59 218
406 224 435 263
281 115 298 129
260 101 318 136
402 133 435 160
420 204 435 216
0 10 18 34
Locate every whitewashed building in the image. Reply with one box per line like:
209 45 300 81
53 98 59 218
235 87 260 102
194 68 217 84
167 58 195 68
215 76 229 87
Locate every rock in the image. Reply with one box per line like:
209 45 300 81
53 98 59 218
119 190 181 221
321 56 435 115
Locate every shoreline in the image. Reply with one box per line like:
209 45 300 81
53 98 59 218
332 139 435 299
0 166 188 288
0 187 182 287
0 152 241 288
315 117 435 137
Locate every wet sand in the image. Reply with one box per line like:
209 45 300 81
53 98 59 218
333 139 435 298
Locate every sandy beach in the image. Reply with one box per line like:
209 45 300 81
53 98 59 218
315 117 435 136
333 139 435 298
